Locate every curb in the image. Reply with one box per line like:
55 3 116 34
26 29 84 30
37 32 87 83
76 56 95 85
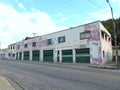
89 65 119 70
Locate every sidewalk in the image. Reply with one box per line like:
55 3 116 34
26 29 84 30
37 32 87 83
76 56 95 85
89 61 119 70
13 59 119 70
0 76 15 90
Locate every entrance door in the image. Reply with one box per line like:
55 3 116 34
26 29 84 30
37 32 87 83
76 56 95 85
19 52 22 60
16 52 18 60
57 51 60 62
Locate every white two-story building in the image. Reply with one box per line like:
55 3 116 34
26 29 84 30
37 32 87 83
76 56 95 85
0 48 9 60
8 21 112 64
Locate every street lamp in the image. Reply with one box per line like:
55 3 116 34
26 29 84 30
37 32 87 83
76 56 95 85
106 0 119 68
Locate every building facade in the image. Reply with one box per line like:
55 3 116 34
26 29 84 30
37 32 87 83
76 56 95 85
0 48 9 60
8 44 16 60
8 21 112 64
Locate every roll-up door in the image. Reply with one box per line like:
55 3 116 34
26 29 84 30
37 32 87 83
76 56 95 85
43 50 53 62
32 50 40 61
23 51 29 61
76 48 90 63
62 49 73 63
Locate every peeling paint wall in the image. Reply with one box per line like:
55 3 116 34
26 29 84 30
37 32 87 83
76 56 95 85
8 21 112 64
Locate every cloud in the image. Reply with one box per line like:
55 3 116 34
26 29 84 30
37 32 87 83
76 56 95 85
89 8 117 21
111 0 120 2
116 4 120 8
0 3 67 48
18 2 25 9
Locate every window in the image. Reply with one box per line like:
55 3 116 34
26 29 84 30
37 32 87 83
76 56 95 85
17 45 20 49
13 46 15 49
24 44 28 48
101 31 104 39
12 54 15 57
101 30 111 41
32 42 36 47
58 36 65 43
80 31 91 40
108 37 111 42
105 34 107 41
103 51 105 58
8 53 11 56
47 39 52 45
11 46 12 50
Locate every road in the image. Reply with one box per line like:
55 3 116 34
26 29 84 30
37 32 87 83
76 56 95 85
0 60 120 90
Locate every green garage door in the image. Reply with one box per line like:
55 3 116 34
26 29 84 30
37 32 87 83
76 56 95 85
19 52 22 60
16 52 18 60
43 50 53 62
62 49 73 63
76 48 90 63
23 51 29 61
32 50 40 61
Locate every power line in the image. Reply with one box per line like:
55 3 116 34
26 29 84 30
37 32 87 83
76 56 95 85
61 0 89 16
60 0 106 23
87 0 102 9
61 0 100 21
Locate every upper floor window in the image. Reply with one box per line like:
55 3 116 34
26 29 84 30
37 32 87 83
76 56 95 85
13 46 15 49
17 45 20 49
11 46 12 50
58 36 65 43
24 44 28 48
47 39 52 45
101 31 104 39
80 31 91 40
32 42 36 47
103 51 105 58
105 34 108 41
101 30 111 42
108 37 111 42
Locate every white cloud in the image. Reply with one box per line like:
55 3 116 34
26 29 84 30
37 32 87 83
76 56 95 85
111 0 120 2
116 4 120 8
0 3 67 48
89 8 117 21
18 2 25 9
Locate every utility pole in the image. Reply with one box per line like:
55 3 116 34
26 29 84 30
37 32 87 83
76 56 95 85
0 41 1 50
32 33 37 37
0 41 1 59
106 0 119 68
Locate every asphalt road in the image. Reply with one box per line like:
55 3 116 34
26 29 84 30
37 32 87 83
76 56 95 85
0 60 120 90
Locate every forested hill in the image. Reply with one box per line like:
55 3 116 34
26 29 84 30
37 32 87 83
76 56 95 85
101 18 120 46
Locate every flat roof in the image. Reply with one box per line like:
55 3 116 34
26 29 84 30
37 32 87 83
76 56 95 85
15 21 101 43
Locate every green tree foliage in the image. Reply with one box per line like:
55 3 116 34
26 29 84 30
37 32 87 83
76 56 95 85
101 18 120 46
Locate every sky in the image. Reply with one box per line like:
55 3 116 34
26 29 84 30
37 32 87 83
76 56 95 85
0 0 120 48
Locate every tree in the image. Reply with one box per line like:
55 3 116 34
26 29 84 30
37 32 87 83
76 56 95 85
101 18 120 46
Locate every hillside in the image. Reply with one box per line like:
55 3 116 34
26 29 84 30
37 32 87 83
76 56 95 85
101 18 120 46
